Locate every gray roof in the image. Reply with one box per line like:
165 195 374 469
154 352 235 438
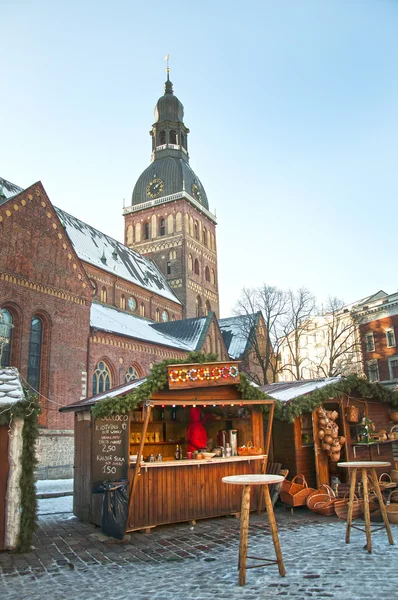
260 378 341 402
154 77 184 122
131 156 209 211
0 367 25 405
55 206 181 305
91 303 191 351
60 377 146 412
218 314 259 359
151 315 209 351
0 177 24 205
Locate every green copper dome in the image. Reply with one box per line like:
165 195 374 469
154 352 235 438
131 76 209 211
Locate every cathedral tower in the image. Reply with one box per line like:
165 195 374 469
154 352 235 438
124 71 219 320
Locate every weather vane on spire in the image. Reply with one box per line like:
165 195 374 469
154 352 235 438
165 54 170 78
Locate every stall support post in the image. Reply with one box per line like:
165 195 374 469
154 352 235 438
127 402 152 522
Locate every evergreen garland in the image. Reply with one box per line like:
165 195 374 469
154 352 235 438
91 353 272 418
273 374 398 423
0 387 40 553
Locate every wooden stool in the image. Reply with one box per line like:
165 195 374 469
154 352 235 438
337 461 395 553
222 474 286 586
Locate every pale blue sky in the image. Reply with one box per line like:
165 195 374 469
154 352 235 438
2 1 397 316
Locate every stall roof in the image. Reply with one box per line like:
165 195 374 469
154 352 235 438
60 377 147 412
0 367 25 405
260 377 341 402
91 303 193 351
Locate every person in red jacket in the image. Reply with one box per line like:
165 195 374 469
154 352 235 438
187 407 208 452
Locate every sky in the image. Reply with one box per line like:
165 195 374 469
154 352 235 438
2 1 398 317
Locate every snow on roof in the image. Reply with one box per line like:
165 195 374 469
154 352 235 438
61 377 146 412
54 206 181 305
260 377 341 402
91 303 192 351
0 177 24 205
218 315 256 359
0 367 25 405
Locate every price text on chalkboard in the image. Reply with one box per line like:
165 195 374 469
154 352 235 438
92 415 128 490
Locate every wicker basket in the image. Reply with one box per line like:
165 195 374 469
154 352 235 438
334 493 364 520
306 484 337 516
386 490 398 524
280 475 316 507
389 411 398 422
390 470 398 484
346 405 359 424
378 473 397 491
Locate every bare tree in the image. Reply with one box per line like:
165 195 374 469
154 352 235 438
234 284 288 384
307 296 363 377
281 288 316 380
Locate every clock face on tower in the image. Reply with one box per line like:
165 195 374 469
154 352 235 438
128 297 137 311
146 178 164 199
191 183 202 202
161 310 169 322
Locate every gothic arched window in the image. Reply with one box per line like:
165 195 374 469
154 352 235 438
159 130 166 145
125 365 139 382
202 228 207 246
140 303 145 317
120 295 126 310
206 300 212 315
155 308 160 322
27 316 43 391
205 266 210 282
170 130 177 144
100 287 107 303
92 360 112 395
194 259 200 275
196 296 203 318
0 308 13 367
159 218 165 236
194 221 199 240
144 222 150 240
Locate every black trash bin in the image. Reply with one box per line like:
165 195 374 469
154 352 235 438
98 480 128 539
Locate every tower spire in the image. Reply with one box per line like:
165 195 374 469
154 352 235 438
164 54 173 94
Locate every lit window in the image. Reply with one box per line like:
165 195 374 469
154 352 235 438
92 361 112 395
27 316 43 391
365 333 375 352
367 360 379 383
125 366 139 382
388 357 398 380
0 308 13 367
386 328 396 348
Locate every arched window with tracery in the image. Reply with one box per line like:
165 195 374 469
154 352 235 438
205 300 212 315
205 266 210 282
120 295 126 310
144 222 150 240
196 296 203 318
194 221 199 240
202 228 207 246
167 214 174 234
159 218 165 236
176 212 182 231
159 130 166 145
125 365 139 382
100 287 107 303
170 130 177 144
140 303 145 317
194 259 200 275
92 360 112 395
27 316 43 391
155 308 160 322
0 308 13 367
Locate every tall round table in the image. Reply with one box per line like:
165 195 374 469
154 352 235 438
337 461 394 553
222 474 286 586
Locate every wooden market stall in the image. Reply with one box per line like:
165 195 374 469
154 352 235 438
62 361 275 532
262 376 398 490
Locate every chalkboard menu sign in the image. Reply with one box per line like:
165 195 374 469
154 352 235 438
92 415 129 491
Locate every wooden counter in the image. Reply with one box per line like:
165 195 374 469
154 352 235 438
126 454 266 532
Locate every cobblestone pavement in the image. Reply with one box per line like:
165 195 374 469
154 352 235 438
0 504 397 600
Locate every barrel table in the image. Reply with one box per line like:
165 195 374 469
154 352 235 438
337 461 394 553
222 474 285 586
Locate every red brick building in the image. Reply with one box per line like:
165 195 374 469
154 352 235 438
353 291 398 390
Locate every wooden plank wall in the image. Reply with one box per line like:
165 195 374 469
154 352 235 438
127 460 262 531
0 426 9 551
73 414 92 522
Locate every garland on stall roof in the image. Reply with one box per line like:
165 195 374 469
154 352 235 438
273 374 398 423
92 352 219 419
0 387 41 553
91 352 273 419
